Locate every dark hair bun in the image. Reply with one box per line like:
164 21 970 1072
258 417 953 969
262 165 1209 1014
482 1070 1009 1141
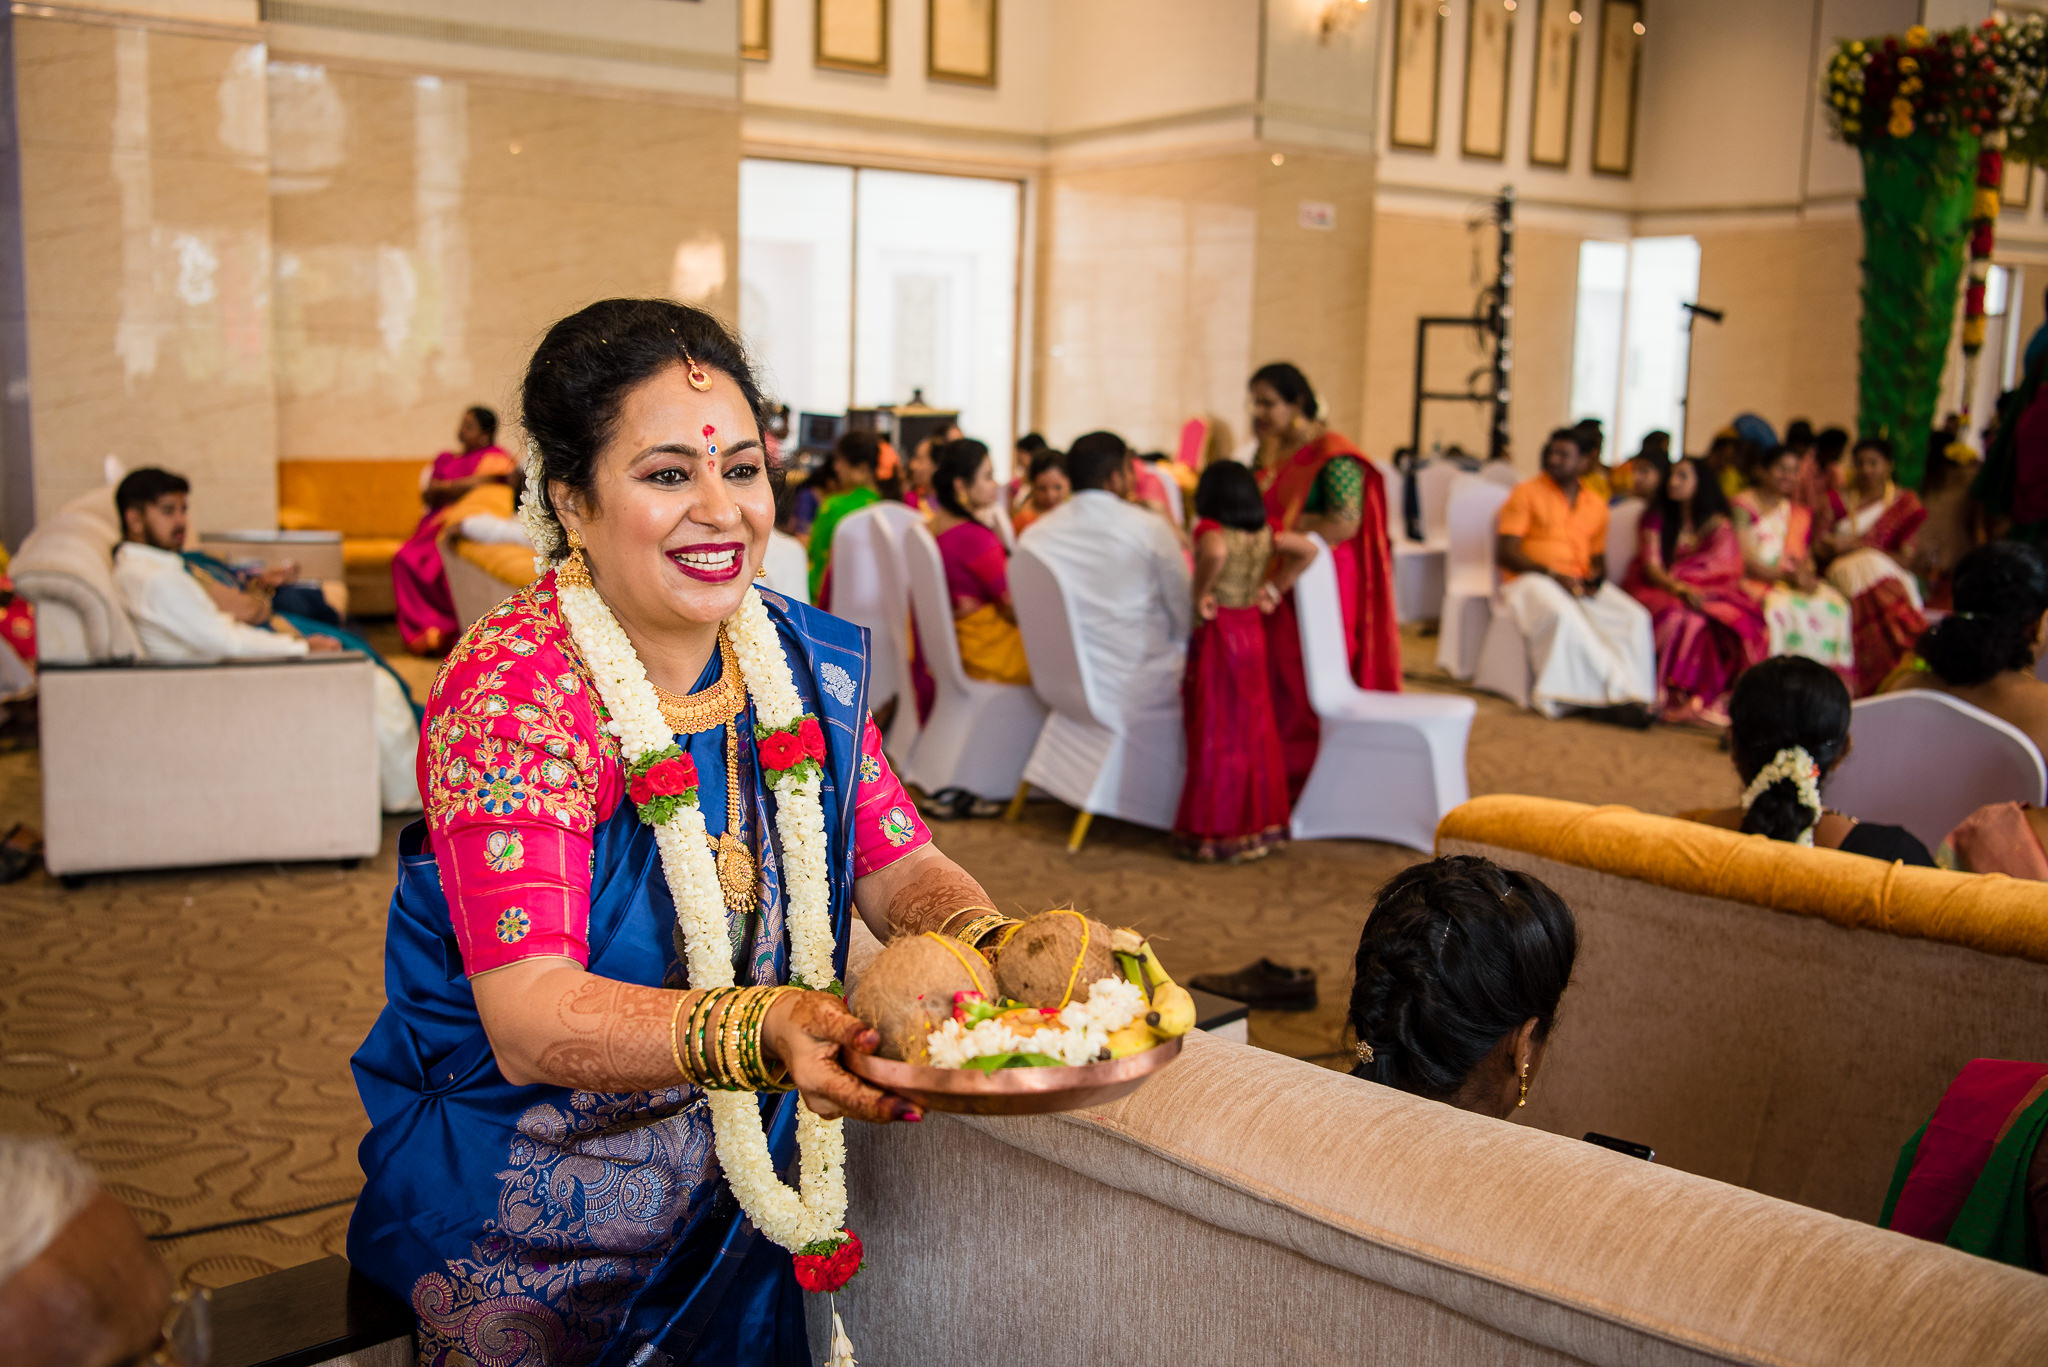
1346 856 1577 1102
1917 542 2048 687
1740 775 1817 843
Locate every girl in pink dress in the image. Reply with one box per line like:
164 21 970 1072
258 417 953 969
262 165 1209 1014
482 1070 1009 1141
1175 461 1314 861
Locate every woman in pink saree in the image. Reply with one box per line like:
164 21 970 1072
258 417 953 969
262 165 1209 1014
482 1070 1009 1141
393 405 517 654
1624 456 1768 726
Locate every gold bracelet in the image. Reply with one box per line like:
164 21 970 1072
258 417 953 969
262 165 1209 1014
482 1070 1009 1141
954 912 1019 952
743 986 798 1091
721 991 753 1092
689 987 731 1088
668 993 690 1082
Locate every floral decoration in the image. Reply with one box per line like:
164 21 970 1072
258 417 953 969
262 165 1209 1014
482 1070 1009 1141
625 747 699 825
792 1229 864 1294
755 713 827 786
551 570 852 1264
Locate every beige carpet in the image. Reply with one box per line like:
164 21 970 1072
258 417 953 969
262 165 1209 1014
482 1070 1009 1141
0 623 1736 1288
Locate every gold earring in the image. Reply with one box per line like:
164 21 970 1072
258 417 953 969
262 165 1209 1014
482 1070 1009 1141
754 563 769 580
557 528 591 589
1517 1065 1530 1108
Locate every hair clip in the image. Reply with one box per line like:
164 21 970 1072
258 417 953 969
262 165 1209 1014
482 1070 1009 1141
1354 1041 1374 1065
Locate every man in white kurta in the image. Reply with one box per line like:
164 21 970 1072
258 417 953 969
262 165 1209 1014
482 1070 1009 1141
1495 431 1656 721
1017 431 1191 721
111 469 422 813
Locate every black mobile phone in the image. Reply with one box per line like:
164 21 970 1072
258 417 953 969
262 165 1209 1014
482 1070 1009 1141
1583 1132 1655 1162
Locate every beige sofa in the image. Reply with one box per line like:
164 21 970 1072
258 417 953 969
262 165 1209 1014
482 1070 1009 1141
821 921 2048 1367
826 1030 2048 1366
1437 796 2048 1223
12 487 382 876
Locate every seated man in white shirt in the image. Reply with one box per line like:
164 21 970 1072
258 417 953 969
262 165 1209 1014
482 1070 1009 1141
1017 431 1192 719
111 469 422 813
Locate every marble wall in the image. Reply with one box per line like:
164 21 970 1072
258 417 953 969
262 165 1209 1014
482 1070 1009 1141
1034 147 1375 459
15 14 279 530
267 59 739 459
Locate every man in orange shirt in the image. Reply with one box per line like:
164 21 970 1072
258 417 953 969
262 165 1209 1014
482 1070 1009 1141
1495 429 1656 721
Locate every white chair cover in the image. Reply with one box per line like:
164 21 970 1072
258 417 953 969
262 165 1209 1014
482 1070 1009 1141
1154 470 1185 530
1416 460 1459 541
824 504 924 763
898 522 1048 801
1011 548 1185 832
762 530 810 604
1480 461 1522 486
1293 535 1475 851
1435 474 1510 680
1825 691 2047 852
1606 498 1645 586
988 500 1018 552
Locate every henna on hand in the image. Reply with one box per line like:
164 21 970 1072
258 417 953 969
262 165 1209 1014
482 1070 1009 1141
473 962 698 1093
764 991 918 1124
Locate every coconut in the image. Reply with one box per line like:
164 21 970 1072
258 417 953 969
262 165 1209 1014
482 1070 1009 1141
848 932 996 1063
994 909 1116 1009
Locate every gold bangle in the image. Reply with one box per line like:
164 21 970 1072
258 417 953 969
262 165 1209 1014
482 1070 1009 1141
690 988 731 1088
721 991 752 1092
745 986 798 1091
955 912 1019 952
679 996 704 1082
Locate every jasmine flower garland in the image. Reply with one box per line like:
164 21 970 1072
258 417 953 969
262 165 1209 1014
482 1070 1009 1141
554 570 849 1256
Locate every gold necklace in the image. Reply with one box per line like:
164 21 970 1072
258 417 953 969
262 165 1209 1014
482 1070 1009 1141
651 631 756 917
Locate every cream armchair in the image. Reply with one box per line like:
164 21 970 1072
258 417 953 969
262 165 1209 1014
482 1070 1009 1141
12 488 382 878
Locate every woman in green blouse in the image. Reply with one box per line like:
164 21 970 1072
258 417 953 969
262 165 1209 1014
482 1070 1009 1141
807 429 886 603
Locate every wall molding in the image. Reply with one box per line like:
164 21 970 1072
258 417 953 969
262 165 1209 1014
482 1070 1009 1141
257 1 740 76
10 2 260 41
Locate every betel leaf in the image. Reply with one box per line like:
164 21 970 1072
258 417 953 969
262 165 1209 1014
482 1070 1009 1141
960 1052 1067 1072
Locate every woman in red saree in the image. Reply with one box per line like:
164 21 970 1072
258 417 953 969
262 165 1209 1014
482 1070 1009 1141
1624 457 1767 726
1248 363 1400 798
1821 437 1928 695
393 405 517 654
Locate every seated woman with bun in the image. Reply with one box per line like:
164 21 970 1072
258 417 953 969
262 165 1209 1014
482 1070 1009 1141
1348 855 1578 1118
1887 543 2048 877
1690 655 1935 865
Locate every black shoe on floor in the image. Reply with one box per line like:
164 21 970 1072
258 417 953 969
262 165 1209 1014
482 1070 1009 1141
1188 958 1318 1011
1590 702 1655 730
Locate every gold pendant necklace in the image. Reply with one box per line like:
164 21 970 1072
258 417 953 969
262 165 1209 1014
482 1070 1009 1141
651 630 757 917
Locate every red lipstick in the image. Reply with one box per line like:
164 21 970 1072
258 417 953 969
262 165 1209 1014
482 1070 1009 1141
668 541 747 583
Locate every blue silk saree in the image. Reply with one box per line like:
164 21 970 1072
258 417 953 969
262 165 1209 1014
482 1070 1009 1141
349 592 869 1366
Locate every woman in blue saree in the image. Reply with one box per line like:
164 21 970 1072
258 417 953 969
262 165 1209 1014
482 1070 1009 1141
349 300 1009 1366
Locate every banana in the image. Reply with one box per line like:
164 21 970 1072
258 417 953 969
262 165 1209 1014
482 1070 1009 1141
1103 1021 1159 1059
1111 928 1196 1038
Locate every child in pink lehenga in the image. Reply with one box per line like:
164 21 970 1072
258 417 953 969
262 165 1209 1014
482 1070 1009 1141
1174 462 1315 862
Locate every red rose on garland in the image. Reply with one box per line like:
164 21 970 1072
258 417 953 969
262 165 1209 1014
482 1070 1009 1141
758 729 804 772
792 1229 863 1293
629 770 655 806
647 755 697 797
797 715 826 760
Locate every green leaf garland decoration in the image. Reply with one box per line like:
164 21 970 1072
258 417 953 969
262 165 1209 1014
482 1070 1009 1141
1857 130 1978 488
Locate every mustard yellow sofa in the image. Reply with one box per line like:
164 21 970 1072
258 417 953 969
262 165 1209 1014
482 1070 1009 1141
277 459 431 618
1437 796 2048 1222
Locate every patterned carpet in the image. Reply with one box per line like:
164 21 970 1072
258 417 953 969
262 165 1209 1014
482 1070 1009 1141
0 624 1737 1288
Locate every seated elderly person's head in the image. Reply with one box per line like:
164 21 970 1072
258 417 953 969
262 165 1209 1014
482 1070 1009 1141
1348 855 1577 1118
0 1137 203 1365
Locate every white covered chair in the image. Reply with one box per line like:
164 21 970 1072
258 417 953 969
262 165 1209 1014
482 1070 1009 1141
823 504 924 763
1606 497 1646 587
1377 458 1448 625
897 522 1048 802
1292 536 1475 851
1480 460 1522 486
1008 547 1185 851
761 529 810 604
1825 691 2047 852
441 543 522 629
1435 474 1510 680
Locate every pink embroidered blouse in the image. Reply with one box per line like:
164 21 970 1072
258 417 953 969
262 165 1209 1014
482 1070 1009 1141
422 577 932 976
